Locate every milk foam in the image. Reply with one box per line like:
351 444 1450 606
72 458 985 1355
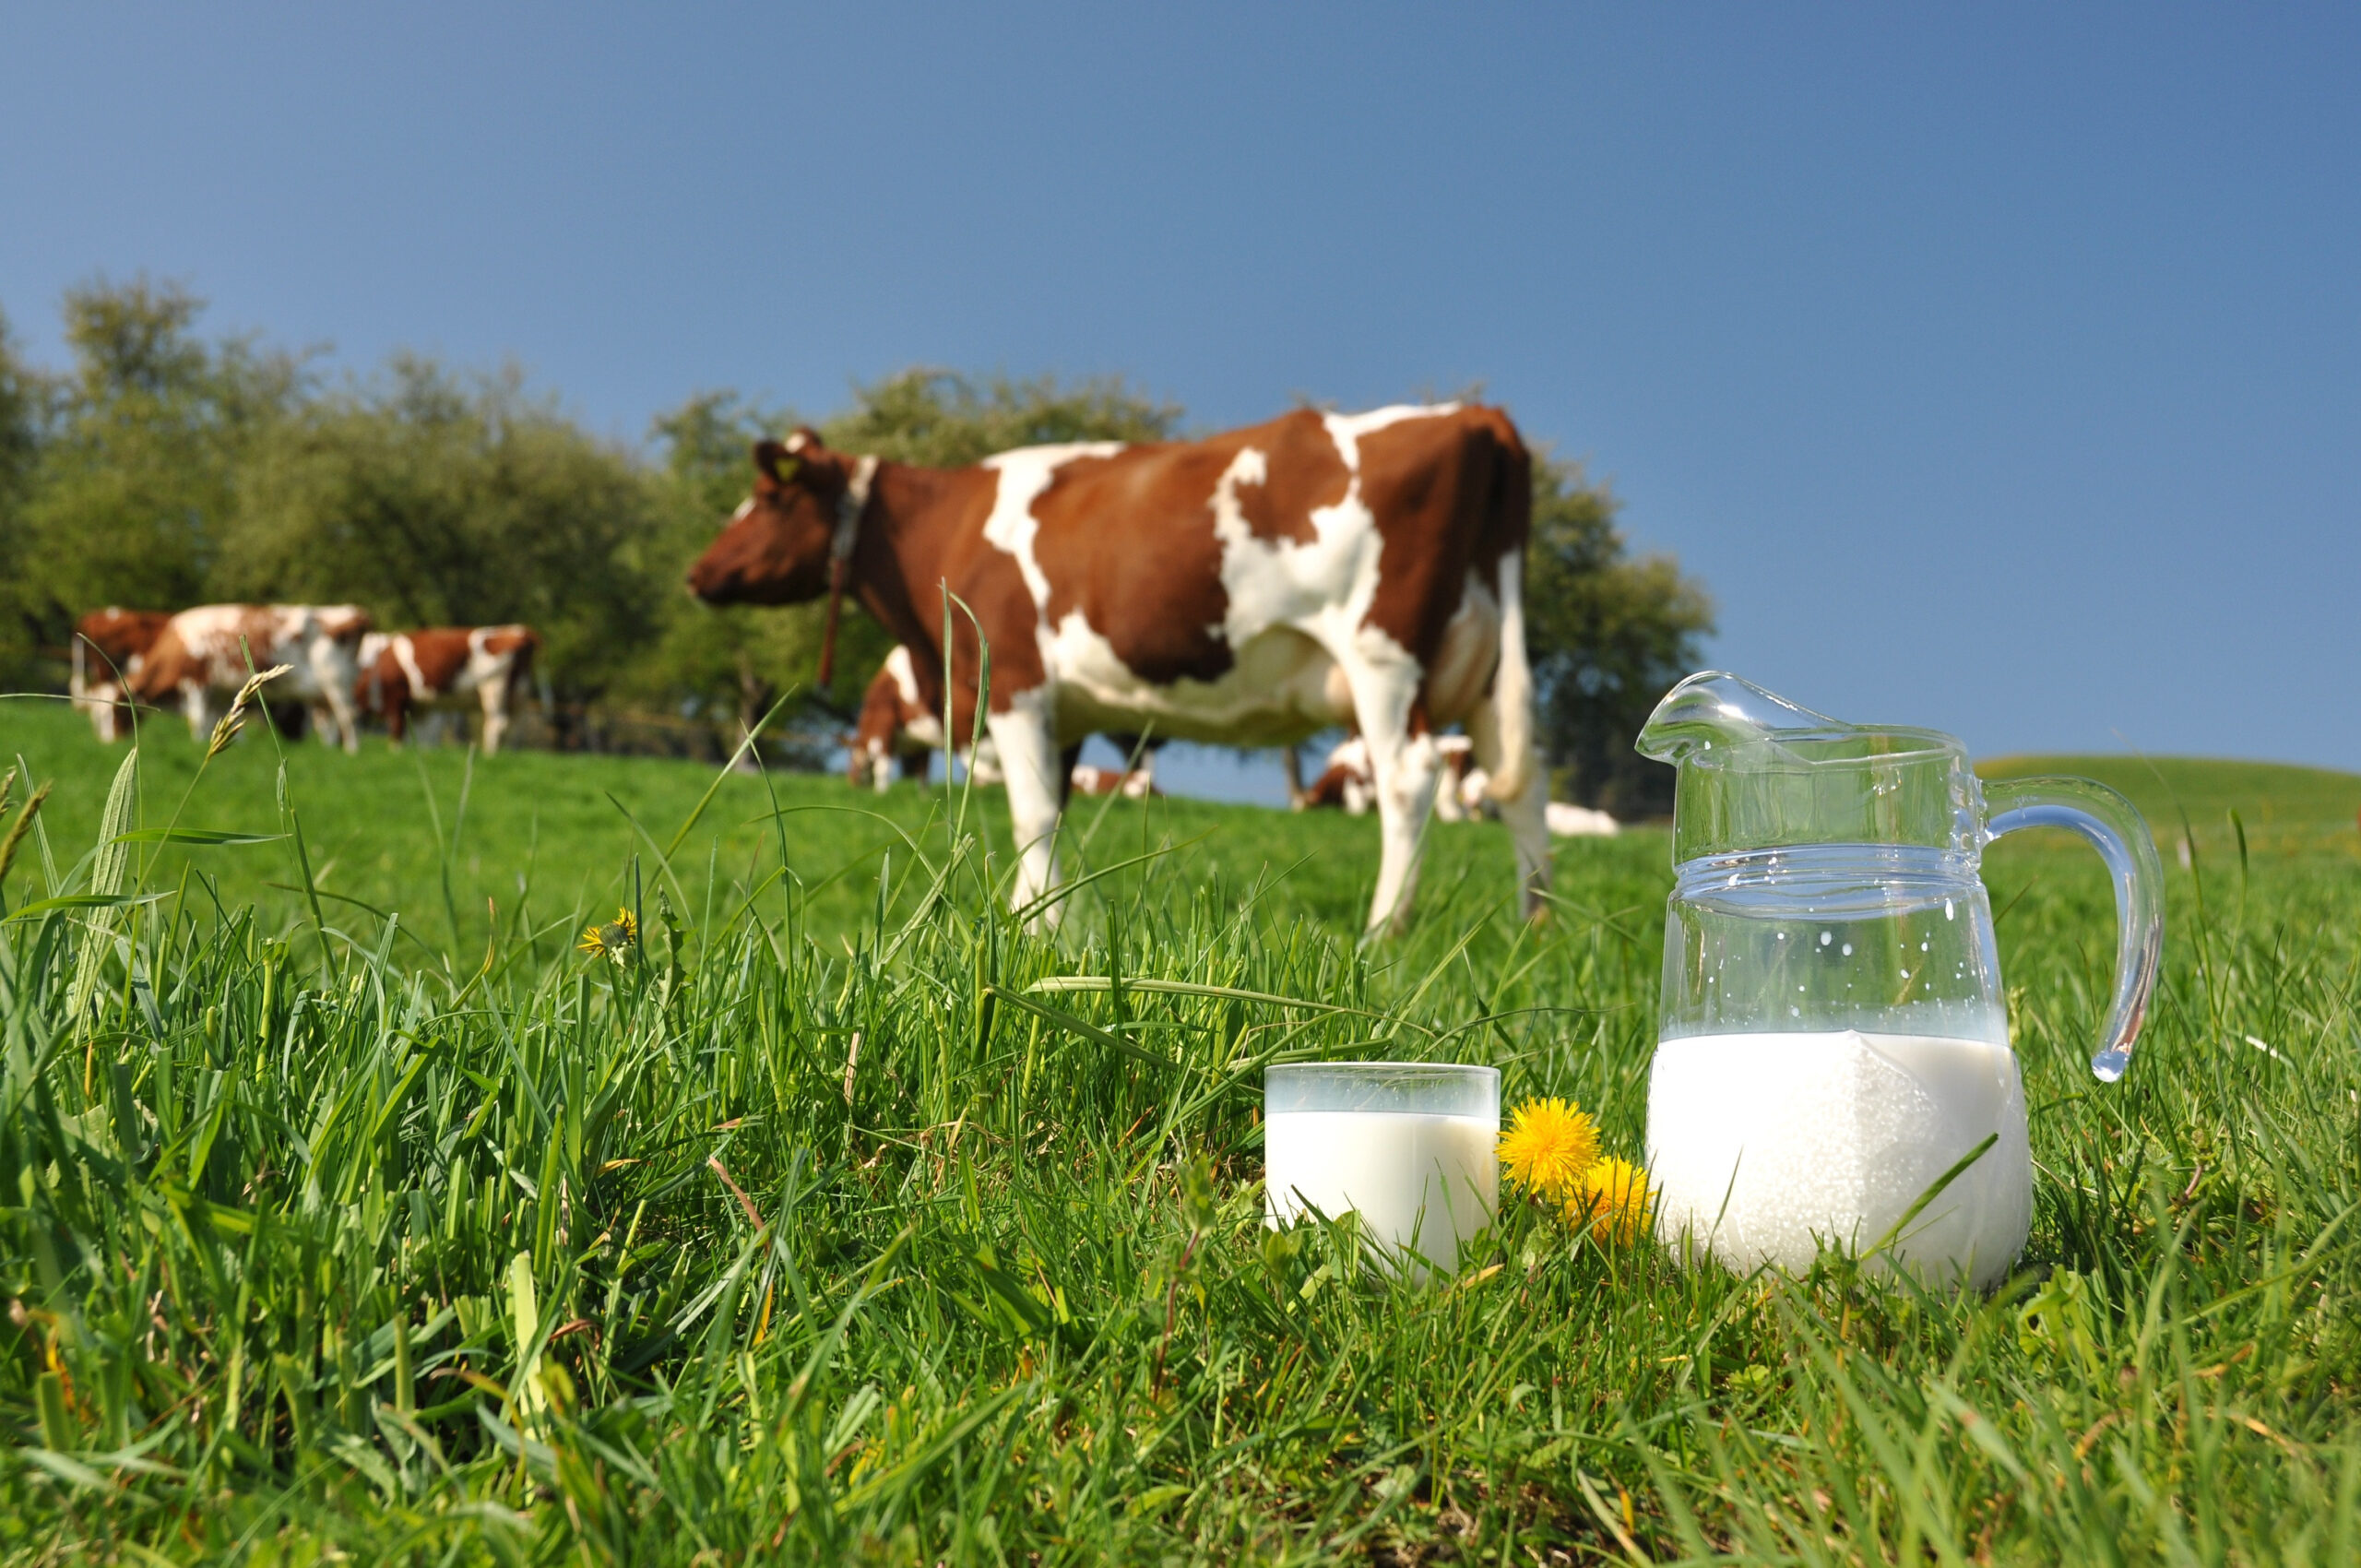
1646 1031 2030 1289
1264 1111 1498 1274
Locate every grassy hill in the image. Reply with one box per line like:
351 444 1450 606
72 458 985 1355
0 697 1651 957
1980 752 2361 852
4 699 2359 1559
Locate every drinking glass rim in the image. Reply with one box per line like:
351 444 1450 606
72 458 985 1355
1266 1061 1499 1079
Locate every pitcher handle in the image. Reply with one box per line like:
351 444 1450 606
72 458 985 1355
1980 776 2165 1083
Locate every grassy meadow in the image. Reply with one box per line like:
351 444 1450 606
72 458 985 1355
3 695 2360 1562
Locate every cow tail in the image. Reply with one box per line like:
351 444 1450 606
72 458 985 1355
1486 551 1537 803
1484 415 1538 804
509 626 541 697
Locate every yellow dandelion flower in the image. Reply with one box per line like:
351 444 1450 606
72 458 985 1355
577 907 638 965
1566 1156 1653 1245
1498 1097 1600 1200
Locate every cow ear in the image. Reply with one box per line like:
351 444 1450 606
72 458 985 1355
753 440 801 488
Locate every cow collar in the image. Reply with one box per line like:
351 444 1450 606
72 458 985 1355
817 454 880 690
831 454 880 566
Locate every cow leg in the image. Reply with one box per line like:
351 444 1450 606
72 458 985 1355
181 684 215 744
1466 695 1552 920
1345 663 1442 936
985 695 1065 923
481 685 509 755
1431 764 1467 824
324 687 361 754
88 686 121 743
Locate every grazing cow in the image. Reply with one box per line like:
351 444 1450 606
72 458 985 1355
850 647 1160 798
70 609 172 742
1304 733 1485 818
359 625 540 754
1304 734 1378 814
690 402 1548 933
849 645 953 790
135 605 373 754
1067 761 1158 800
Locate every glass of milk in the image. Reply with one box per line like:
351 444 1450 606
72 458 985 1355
1264 1063 1499 1277
1635 673 2165 1289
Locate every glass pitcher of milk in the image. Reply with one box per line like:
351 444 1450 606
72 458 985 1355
1637 672 2164 1289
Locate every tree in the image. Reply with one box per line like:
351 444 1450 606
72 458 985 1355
10 278 302 652
224 356 664 705
818 368 1180 469
1523 455 1714 817
0 304 49 683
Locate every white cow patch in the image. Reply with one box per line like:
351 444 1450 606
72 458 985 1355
1321 402 1462 473
884 647 948 749
980 442 1128 628
885 644 922 707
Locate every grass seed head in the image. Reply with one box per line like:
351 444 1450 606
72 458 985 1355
207 663 296 760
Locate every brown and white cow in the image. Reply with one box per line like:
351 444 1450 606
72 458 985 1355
70 609 173 742
359 625 540 754
850 646 1163 798
1310 732 1487 820
689 403 1548 933
849 645 956 790
135 605 374 754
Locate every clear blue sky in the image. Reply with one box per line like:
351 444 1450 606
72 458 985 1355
6 5 2356 790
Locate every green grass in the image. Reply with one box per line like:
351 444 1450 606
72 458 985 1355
1981 754 2361 856
2 698 2359 1562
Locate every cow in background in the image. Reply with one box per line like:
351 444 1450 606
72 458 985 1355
1066 760 1158 799
360 625 540 754
850 647 1168 799
691 402 1548 934
1304 733 1485 815
135 605 374 753
70 609 172 742
1310 730 1619 836
1304 733 1378 814
849 645 953 790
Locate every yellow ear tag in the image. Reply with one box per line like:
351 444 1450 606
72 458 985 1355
773 457 801 483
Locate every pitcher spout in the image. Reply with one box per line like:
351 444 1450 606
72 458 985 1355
1636 671 1854 767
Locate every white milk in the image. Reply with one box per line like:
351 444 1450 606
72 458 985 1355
1264 1111 1499 1274
1646 1031 2030 1289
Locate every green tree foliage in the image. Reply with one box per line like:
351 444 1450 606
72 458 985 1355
0 305 48 682
11 278 302 645
1524 456 1714 816
818 367 1180 469
225 356 662 702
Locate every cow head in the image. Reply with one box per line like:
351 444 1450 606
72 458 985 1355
686 433 855 605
